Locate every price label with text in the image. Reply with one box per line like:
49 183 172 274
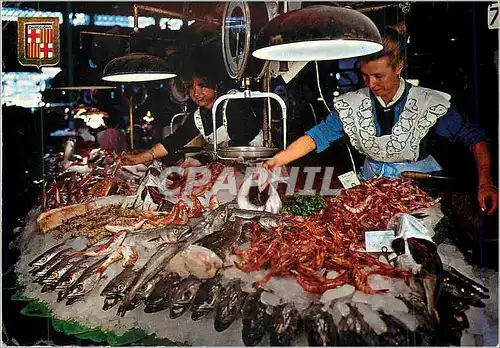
338 171 361 189
365 230 395 252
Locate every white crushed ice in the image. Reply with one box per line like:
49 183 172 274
14 206 498 345
354 303 388 335
320 285 355 304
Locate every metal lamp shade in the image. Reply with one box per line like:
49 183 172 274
252 5 383 62
102 52 177 82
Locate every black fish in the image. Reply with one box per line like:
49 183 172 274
103 297 121 311
190 275 223 321
377 311 412 346
269 302 301 346
169 276 203 319
214 279 248 332
241 289 269 346
337 304 378 346
144 273 182 313
303 302 338 346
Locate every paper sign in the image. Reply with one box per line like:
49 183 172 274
365 230 395 252
338 171 361 189
488 3 499 29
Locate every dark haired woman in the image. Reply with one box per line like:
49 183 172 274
265 24 497 215
121 74 263 166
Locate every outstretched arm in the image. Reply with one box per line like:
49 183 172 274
472 141 498 215
264 135 317 169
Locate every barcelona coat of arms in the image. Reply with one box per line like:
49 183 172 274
18 17 60 68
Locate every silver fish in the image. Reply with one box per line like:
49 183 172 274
136 268 171 302
169 275 203 319
214 279 248 332
190 275 223 321
117 203 231 317
28 242 67 268
31 248 73 279
62 255 112 304
55 257 98 301
126 225 193 246
39 255 83 292
100 267 141 298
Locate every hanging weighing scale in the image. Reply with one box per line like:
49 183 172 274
211 88 287 163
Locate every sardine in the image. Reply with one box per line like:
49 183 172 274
31 248 73 279
190 275 223 321
28 242 67 268
169 276 203 319
214 279 248 332
144 273 182 313
101 267 141 298
269 302 301 346
303 302 338 346
117 203 231 317
241 289 269 346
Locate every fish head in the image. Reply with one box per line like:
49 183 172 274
210 204 232 232
172 225 193 242
102 297 120 311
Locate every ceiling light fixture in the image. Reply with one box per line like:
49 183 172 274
102 52 176 82
252 5 383 62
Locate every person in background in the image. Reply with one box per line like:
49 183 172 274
96 115 128 153
120 69 263 166
264 24 498 215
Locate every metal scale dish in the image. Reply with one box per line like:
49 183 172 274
211 89 287 162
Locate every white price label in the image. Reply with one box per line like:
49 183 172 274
338 171 361 189
365 230 395 252
488 3 499 29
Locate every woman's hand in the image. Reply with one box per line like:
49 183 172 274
120 151 153 166
478 184 498 215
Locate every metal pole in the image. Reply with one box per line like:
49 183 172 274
129 97 134 150
266 66 272 146
133 3 220 25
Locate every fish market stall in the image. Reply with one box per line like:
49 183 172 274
11 156 498 346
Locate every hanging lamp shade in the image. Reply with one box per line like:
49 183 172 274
252 5 383 62
102 52 176 82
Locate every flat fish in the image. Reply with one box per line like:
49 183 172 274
214 279 248 332
241 289 269 346
190 275 223 321
269 302 301 346
169 275 203 319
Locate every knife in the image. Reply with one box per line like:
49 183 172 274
400 171 453 180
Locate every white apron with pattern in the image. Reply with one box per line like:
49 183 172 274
334 86 451 163
193 101 264 147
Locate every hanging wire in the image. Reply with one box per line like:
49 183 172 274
314 61 358 175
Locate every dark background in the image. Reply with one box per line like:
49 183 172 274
2 1 498 345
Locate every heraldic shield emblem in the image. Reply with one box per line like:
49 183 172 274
18 17 60 68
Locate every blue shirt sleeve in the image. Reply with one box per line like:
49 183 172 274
305 108 345 153
435 106 488 149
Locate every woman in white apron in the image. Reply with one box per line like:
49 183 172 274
264 24 498 216
121 74 263 166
